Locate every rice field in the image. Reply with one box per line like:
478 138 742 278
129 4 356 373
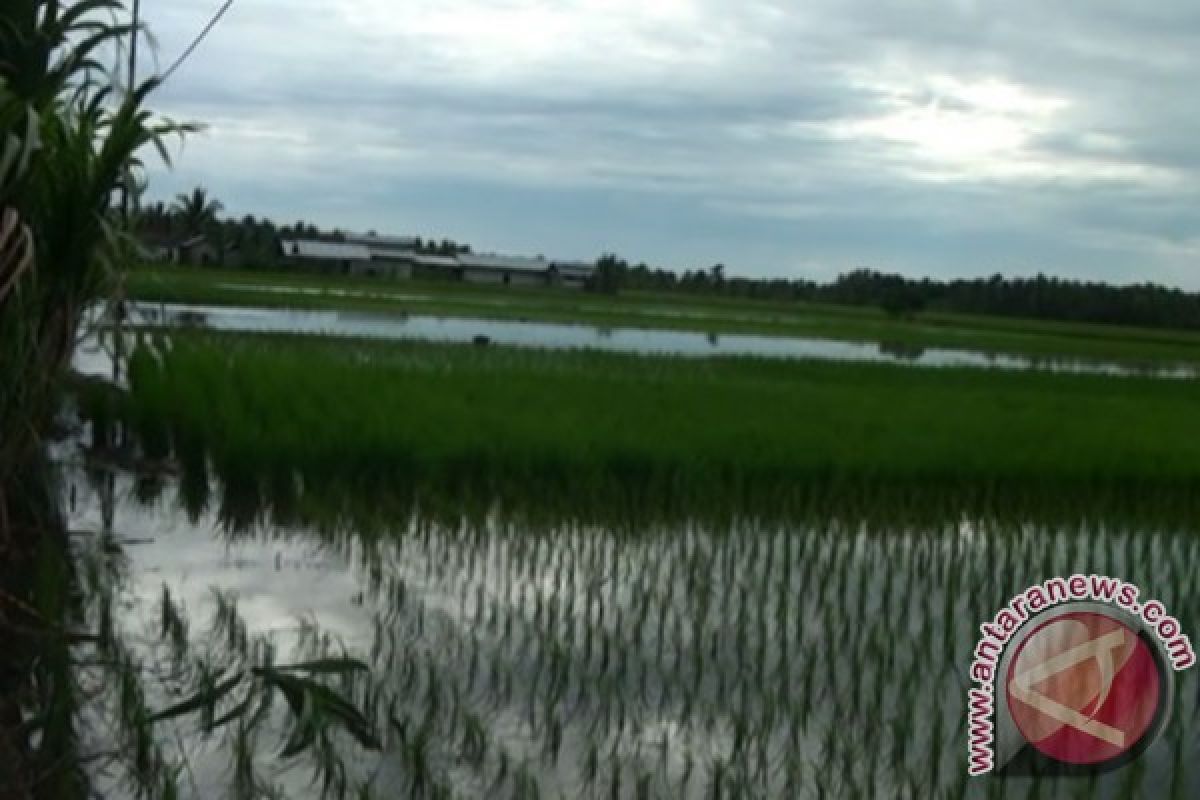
126 264 1200 367
68 331 1200 798
100 332 1200 526
68 464 1200 799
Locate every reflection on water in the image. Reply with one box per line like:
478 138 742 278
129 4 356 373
68 456 1200 799
123 302 1200 379
878 339 927 361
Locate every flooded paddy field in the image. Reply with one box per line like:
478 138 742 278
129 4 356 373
66 462 1200 799
121 301 1200 379
126 265 1200 369
63 327 1200 799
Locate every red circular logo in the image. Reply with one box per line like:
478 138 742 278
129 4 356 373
1005 611 1163 765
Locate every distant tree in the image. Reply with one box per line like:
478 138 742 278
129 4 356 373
131 198 1200 331
880 285 925 319
171 187 224 237
710 263 725 288
589 253 625 294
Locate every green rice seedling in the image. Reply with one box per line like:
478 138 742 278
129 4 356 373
65 338 1200 798
103 333 1200 534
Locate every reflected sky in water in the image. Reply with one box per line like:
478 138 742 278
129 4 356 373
122 302 1200 380
66 460 1200 799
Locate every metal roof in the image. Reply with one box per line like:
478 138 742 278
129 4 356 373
280 239 371 261
458 253 548 273
343 232 419 248
413 254 460 268
550 260 595 277
366 246 418 261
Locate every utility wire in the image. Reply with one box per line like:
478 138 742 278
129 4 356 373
162 0 235 83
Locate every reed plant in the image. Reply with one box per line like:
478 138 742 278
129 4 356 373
0 3 194 795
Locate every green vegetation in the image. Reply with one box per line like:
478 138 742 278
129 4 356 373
1 2 193 795
137 196 1200 333
170 186 224 238
108 333 1200 528
80 442 1200 799
125 264 1200 367
11 3 1200 797
1 4 378 798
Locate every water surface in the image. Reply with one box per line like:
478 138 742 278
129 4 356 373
66 459 1200 799
123 301 1199 379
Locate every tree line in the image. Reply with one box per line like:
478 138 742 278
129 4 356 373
141 189 1200 331
592 256 1200 331
136 188 472 267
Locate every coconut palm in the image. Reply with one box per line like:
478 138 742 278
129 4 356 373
171 185 223 236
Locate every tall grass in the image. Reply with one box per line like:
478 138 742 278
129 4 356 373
1 2 195 795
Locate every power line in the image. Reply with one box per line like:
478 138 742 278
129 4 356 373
162 0 235 83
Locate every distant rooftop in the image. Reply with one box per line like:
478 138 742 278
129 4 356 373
343 232 418 248
458 253 548 273
367 246 419 261
280 237 596 278
280 239 371 261
413 253 460 268
550 259 595 277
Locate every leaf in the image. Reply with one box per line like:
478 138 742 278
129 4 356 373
258 669 381 751
147 671 244 723
279 719 316 759
265 657 371 675
208 694 253 731
0 207 34 306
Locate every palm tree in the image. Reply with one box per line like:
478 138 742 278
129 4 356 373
171 186 223 236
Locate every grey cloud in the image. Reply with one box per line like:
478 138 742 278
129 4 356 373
138 0 1200 287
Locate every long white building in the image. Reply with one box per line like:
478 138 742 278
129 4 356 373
279 238 595 289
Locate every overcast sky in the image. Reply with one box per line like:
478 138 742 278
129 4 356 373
139 1 1200 287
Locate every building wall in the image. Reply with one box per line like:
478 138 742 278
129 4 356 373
462 267 505 285
347 260 413 279
388 262 414 280
463 268 553 286
509 271 545 287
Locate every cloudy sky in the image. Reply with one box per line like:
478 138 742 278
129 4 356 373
140 1 1200 287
